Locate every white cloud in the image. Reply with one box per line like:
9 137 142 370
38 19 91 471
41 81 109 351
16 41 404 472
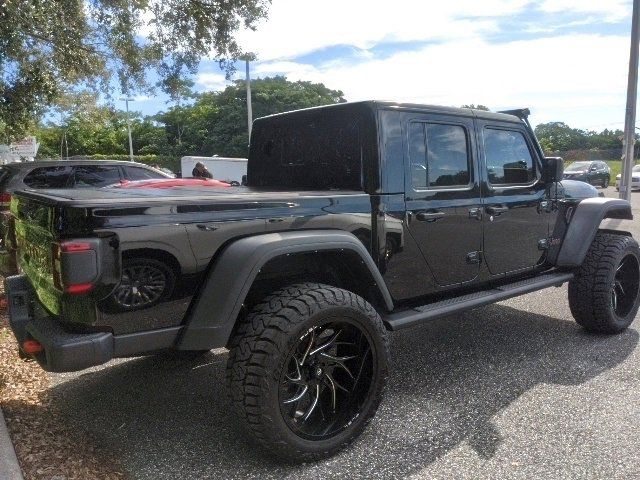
254 34 630 129
539 0 630 22
195 72 229 91
236 0 531 61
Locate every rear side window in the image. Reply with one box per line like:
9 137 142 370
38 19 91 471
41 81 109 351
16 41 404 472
484 128 535 185
125 166 165 181
23 166 73 188
408 122 471 188
72 165 121 187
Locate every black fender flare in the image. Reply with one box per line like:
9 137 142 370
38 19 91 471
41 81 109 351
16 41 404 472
556 197 633 268
177 230 394 350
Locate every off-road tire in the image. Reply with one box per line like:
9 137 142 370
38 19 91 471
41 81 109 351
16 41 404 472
603 177 610 188
226 283 389 462
568 232 640 333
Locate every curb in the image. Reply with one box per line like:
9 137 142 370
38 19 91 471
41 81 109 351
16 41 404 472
0 406 23 480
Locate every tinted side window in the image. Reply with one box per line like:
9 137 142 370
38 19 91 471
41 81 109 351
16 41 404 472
408 123 427 188
23 166 73 188
408 122 471 188
484 129 535 185
73 166 121 187
125 166 165 181
426 124 470 187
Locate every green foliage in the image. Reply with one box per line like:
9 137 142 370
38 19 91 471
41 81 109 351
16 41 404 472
36 76 345 160
158 76 346 157
0 0 269 141
535 122 627 153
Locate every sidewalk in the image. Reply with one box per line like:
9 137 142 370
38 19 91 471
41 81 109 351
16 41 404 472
0 406 23 480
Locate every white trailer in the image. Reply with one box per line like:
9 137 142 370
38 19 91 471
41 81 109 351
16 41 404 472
181 156 247 184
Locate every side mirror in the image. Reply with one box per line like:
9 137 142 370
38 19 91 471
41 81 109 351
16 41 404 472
543 157 564 182
589 166 597 171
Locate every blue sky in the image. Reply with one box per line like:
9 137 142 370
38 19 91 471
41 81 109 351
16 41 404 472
132 0 634 130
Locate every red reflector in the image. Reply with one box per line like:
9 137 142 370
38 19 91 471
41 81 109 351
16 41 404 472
22 339 43 355
66 283 94 295
60 242 93 253
0 295 7 310
0 193 11 204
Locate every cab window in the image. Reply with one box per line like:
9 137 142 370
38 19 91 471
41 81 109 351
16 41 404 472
484 128 535 185
409 122 471 189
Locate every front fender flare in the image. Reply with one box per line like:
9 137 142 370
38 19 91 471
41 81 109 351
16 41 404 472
556 197 633 268
177 230 393 350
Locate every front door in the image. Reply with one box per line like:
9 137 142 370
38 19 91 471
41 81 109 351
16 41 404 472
404 113 483 287
477 120 549 275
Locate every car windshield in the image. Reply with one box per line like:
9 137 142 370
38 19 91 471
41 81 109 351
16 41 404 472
634 165 640 172
565 161 591 172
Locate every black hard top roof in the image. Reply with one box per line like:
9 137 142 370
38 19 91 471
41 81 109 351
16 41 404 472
254 100 524 124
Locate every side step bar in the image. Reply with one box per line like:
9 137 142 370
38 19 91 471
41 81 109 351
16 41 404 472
383 272 574 331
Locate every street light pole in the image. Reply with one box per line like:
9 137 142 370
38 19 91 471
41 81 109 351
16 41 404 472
120 97 135 162
621 0 640 200
245 58 253 138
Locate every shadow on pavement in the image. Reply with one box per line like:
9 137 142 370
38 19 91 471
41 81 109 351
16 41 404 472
29 304 640 479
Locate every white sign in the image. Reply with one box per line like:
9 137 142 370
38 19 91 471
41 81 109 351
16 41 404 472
10 136 39 157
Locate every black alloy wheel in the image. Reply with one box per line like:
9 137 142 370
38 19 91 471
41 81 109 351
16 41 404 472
611 254 640 318
279 321 374 441
109 258 175 311
226 283 389 461
569 232 640 333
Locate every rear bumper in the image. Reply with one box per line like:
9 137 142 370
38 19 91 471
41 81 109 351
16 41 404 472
5 275 113 372
5 275 183 372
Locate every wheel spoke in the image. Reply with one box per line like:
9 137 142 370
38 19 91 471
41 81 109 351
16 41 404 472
319 352 356 378
302 385 320 422
324 373 337 411
300 327 316 366
308 330 341 356
283 385 309 404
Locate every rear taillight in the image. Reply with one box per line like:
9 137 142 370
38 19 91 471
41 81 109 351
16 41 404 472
52 241 96 295
0 193 11 207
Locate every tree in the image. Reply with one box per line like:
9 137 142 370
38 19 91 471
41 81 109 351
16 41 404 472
534 122 588 152
0 0 269 141
156 76 346 157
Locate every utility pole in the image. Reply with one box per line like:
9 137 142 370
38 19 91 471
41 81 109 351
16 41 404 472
621 0 640 201
120 97 135 161
245 58 253 138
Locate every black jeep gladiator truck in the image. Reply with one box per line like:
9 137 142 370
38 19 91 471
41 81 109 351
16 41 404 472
5 101 640 461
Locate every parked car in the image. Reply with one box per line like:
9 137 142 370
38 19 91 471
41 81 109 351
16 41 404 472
615 164 640 191
112 178 231 189
0 159 171 209
562 160 611 187
5 102 638 461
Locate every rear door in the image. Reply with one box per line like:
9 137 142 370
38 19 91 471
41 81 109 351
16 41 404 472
477 121 549 275
404 113 483 286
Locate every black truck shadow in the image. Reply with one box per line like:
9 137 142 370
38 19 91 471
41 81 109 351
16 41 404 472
37 304 638 479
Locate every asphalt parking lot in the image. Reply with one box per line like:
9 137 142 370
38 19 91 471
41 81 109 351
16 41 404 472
44 187 640 479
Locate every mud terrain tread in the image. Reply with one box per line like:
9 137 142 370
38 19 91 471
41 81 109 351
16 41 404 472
225 282 389 461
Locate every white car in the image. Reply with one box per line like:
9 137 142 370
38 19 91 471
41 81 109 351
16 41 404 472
615 164 640 191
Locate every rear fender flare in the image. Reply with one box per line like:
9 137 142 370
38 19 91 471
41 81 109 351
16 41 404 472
556 197 633 267
177 230 393 350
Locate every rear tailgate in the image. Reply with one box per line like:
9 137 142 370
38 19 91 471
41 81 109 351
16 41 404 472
11 192 121 319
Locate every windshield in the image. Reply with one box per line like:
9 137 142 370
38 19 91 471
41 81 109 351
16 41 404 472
634 165 640 173
565 161 590 172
